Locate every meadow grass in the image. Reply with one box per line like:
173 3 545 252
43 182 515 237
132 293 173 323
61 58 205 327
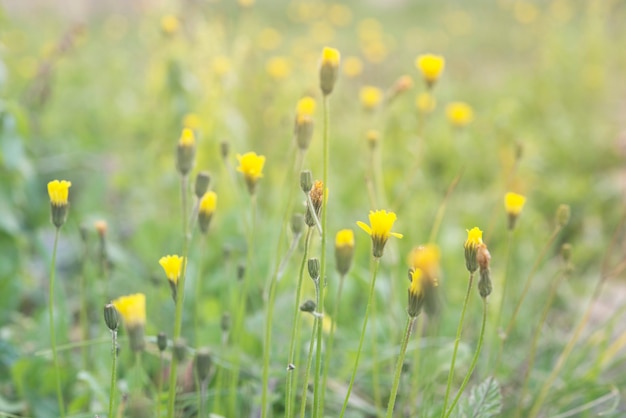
1 0 626 417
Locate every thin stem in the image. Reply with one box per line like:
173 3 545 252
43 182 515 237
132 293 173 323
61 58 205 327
408 315 426 417
157 351 164 418
195 236 207 346
299 315 318 418
386 315 416 418
228 193 257 416
107 330 118 418
49 227 65 418
167 174 191 418
516 268 567 417
494 230 514 333
79 238 89 371
427 170 464 244
135 351 143 393
339 257 381 417
320 272 346 413
371 293 382 414
445 296 488 418
441 272 474 417
313 93 330 416
285 227 313 416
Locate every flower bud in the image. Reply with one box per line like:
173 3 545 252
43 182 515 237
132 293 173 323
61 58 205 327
194 171 211 198
319 47 341 96
407 268 425 318
478 268 492 298
221 312 231 333
104 304 119 331
561 243 572 263
335 229 355 276
173 338 187 362
176 128 196 176
305 180 324 227
195 348 212 382
237 263 246 281
464 227 483 274
157 332 168 352
308 258 320 280
300 299 316 313
47 180 72 228
300 170 313 193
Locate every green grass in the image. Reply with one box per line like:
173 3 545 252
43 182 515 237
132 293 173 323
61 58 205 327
1 0 626 417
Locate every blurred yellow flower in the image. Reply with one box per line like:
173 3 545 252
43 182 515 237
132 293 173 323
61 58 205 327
409 244 441 284
464 227 483 273
199 191 217 216
514 1 538 24
335 229 355 248
183 113 201 130
237 152 266 194
360 86 383 110
47 180 72 206
266 56 291 80
408 268 425 317
321 46 341 68
357 210 403 258
335 229 355 276
416 92 436 114
328 4 353 27
159 255 185 285
342 56 363 78
238 0 255 7
296 96 316 119
358 18 383 42
416 54 445 86
213 56 232 76
112 293 146 327
362 40 388 63
504 192 526 216
258 27 282 50
465 227 483 249
179 128 195 147
320 47 341 95
161 15 180 35
309 21 336 44
446 102 474 127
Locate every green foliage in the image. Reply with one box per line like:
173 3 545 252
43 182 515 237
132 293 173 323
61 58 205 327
455 377 502 418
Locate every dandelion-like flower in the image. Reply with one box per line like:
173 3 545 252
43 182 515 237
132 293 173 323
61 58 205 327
360 86 383 111
305 180 324 227
176 128 196 175
48 180 72 228
161 15 180 36
335 229 355 276
320 46 341 95
112 293 146 351
160 255 185 285
237 152 266 195
505 192 526 230
407 268 425 317
295 96 316 150
464 227 483 273
409 244 441 285
357 210 403 258
198 191 217 234
415 54 445 87
446 102 474 127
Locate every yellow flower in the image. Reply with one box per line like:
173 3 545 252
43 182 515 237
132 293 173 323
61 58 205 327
320 46 341 95
183 113 201 130
504 192 526 216
336 229 355 248
415 54 445 86
407 268 425 317
48 180 72 206
446 102 474 127
237 152 266 194
357 210 403 258
409 244 440 285
464 227 483 273
112 293 146 327
416 92 436 114
238 0 255 7
335 229 355 276
159 255 185 285
179 128 195 147
266 56 291 80
296 96 316 121
199 191 217 215
360 86 383 110
161 15 180 35
342 56 363 78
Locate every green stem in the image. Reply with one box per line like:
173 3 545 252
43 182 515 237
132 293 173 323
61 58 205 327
386 315 416 418
107 330 118 418
228 193 257 416
427 170 463 244
79 240 89 371
494 230 514 333
157 352 163 418
441 272 474 417
516 268 566 417
49 227 65 418
320 272 346 413
167 174 191 418
371 292 382 414
408 315 425 417
135 351 143 393
195 236 207 346
444 296 487 418
300 277 323 418
313 93 330 416
285 228 313 417
339 258 380 417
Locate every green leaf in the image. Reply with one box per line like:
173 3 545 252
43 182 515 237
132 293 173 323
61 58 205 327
455 376 502 418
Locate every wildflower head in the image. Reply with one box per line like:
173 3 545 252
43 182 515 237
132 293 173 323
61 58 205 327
407 268 425 317
320 46 341 95
409 244 441 285
360 86 383 111
308 258 321 280
464 227 483 273
157 332 168 352
198 191 217 234
416 92 436 114
446 102 474 127
161 15 180 36
103 303 119 332
477 244 492 298
295 96 316 150
504 192 526 230
176 128 196 175
393 75 414 95
195 348 213 382
160 255 185 301
335 229 355 276
112 293 146 351
305 180 324 227
415 54 445 88
237 152 266 195
357 210 403 258
95 220 108 238
48 180 72 228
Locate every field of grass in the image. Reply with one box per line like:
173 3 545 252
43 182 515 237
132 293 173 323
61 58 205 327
1 0 626 417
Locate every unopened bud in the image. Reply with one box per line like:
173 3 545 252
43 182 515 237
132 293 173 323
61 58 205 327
195 348 212 382
237 263 246 281
300 299 316 313
104 304 119 331
478 268 492 298
173 339 187 362
308 258 320 280
194 172 211 198
477 244 491 272
157 332 168 352
300 170 313 193
557 204 570 227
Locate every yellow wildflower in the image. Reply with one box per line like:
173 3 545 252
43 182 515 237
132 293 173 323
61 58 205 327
237 152 266 194
409 244 440 285
213 56 232 76
159 255 185 285
112 293 146 327
415 54 445 87
407 268 425 317
464 227 483 273
177 128 196 175
320 46 341 95
446 102 474 127
357 210 403 258
505 192 526 230
198 191 217 234
48 180 72 228
335 229 355 276
183 113 201 130
360 86 383 111
296 96 316 122
161 15 180 35
258 27 282 50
